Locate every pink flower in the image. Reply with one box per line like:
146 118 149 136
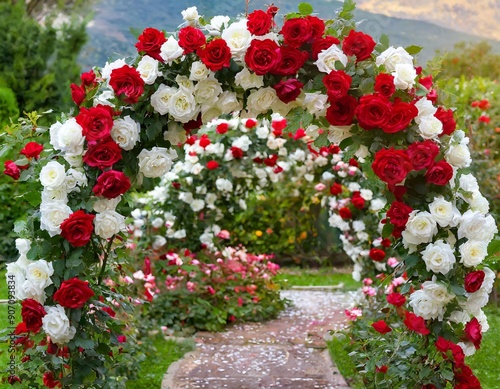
363 278 373 286
217 230 231 239
345 307 363 321
207 286 216 295
314 183 326 191
362 286 376 296
387 257 399 267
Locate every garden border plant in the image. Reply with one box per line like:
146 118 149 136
2 1 498 387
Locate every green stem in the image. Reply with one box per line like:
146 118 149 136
97 235 115 285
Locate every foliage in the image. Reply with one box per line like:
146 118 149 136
275 267 361 290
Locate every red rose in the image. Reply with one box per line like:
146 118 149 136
93 170 131 199
369 248 386 262
382 101 418 133
60 210 95 247
372 148 412 187
464 318 482 350
406 140 439 170
198 134 211 148
273 46 308 76
342 30 376 61
76 105 115 142
197 39 231 71
454 365 481 388
20 142 44 159
374 73 395 98
372 320 392 334
339 207 352 220
70 83 86 106
280 18 312 48
306 15 325 39
245 39 281 75
355 94 392 130
325 95 358 126
273 78 304 103
178 26 206 54
435 107 456 136
381 238 391 248
206 160 219 170
330 183 342 195
387 201 413 228
4 160 21 180
53 277 95 309
80 70 96 86
135 27 166 61
231 146 244 159
109 65 145 104
351 192 365 209
216 123 228 134
247 10 273 36
264 154 278 167
21 299 46 333
425 160 453 186
403 311 430 335
42 372 61 389
311 36 340 60
83 138 122 170
323 70 352 100
376 365 388 374
464 271 485 293
386 292 406 307
419 75 433 90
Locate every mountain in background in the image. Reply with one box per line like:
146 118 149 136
80 0 500 69
354 0 500 43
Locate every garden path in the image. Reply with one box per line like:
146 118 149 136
162 290 355 389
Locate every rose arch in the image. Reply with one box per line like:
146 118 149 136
3 2 498 388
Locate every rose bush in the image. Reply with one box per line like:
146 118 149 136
1 1 498 387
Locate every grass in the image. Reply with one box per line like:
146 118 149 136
126 337 195 388
275 266 361 290
327 337 365 389
467 305 500 389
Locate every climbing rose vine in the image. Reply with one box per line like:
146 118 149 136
2 1 498 387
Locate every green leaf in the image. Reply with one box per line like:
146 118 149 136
400 283 411 294
314 132 329 148
450 285 466 297
381 222 394 238
379 34 390 50
405 45 423 55
66 248 84 268
339 137 353 150
298 2 313 15
404 254 419 269
23 190 41 207
487 237 500 256
13 219 27 234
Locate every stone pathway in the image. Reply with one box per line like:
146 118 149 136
162 290 356 389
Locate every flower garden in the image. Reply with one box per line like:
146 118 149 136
1 1 499 388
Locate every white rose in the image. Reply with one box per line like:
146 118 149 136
402 211 438 247
50 119 85 155
181 6 199 24
189 61 210 81
302 92 328 117
417 115 443 139
164 121 187 145
111 115 141 151
392 63 417 90
152 236 167 250
459 174 479 192
359 189 373 201
206 15 230 35
314 45 348 73
414 98 437 123
42 305 76 345
481 267 496 295
93 196 122 213
408 289 444 320
476 309 489 332
459 240 488 267
446 144 471 168
160 36 184 63
423 279 455 304
328 214 349 231
465 290 489 315
216 91 242 114
449 310 470 324
255 124 270 139
173 229 186 239
458 210 497 242
26 259 54 290
221 20 252 62
375 47 413 72
151 84 176 115
246 87 277 115
64 154 83 168
18 280 46 303
234 67 264 90
178 192 194 204
421 240 456 275
136 55 161 85
215 178 233 192
138 147 178 178
40 201 72 237
15 239 31 256
42 187 68 204
167 86 199 123
190 199 205 212
194 78 222 105
93 90 115 108
468 192 490 214
101 58 127 81
40 161 67 190
232 135 252 151
94 210 126 239
369 198 387 212
327 125 352 144
458 342 476 357
428 197 455 227
352 220 365 232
